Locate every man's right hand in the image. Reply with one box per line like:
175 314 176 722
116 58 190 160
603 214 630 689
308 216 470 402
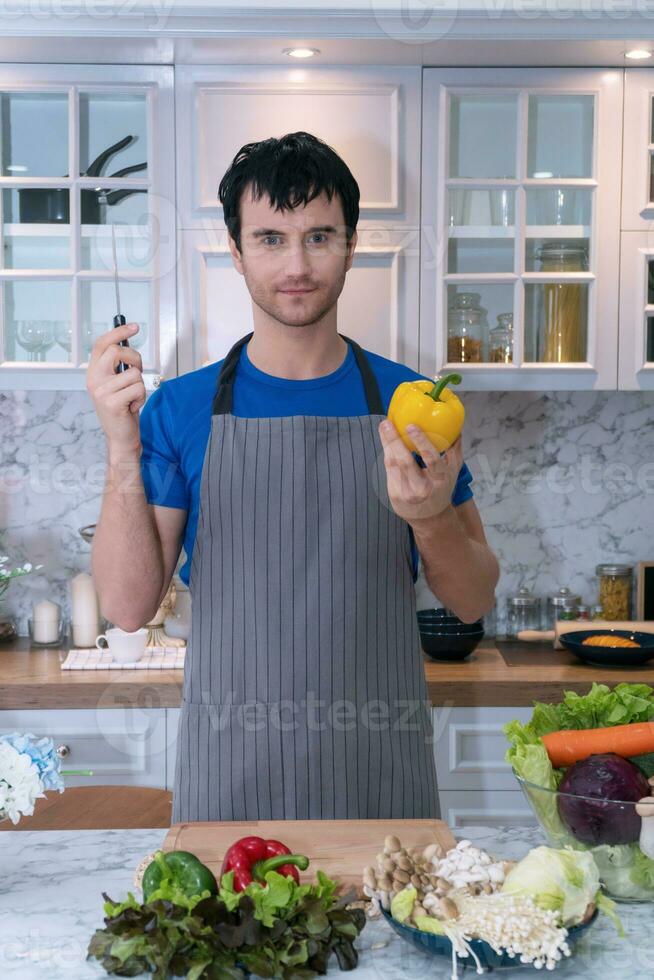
86 322 146 453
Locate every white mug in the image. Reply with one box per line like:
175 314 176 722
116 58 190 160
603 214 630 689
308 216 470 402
95 627 148 663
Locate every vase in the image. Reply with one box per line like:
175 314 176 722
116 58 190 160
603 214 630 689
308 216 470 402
0 616 18 643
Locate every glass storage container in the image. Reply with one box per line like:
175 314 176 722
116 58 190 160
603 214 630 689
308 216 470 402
536 242 588 362
447 291 483 363
545 587 581 631
506 587 541 639
596 564 633 621
489 312 513 363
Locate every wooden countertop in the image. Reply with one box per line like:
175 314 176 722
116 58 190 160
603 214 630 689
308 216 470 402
0 636 651 709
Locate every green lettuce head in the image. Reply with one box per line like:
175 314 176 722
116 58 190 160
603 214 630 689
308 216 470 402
502 846 622 934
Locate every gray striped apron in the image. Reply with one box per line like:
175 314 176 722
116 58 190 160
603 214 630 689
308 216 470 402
171 331 440 822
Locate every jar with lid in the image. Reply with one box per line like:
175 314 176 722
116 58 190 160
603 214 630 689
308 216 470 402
506 587 541 639
545 587 581 631
489 312 513 364
536 242 588 363
448 292 484 363
596 564 633 621
575 604 591 622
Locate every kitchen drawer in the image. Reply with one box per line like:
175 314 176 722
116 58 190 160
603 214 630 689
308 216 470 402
0 708 167 788
438 790 538 830
433 707 532 791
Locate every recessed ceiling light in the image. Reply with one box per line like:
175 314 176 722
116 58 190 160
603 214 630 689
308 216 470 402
625 49 652 60
283 47 320 59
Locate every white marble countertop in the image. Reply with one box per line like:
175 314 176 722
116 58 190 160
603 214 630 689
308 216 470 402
0 825 650 979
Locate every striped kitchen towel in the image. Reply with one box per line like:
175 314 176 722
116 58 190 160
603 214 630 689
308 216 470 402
60 646 186 669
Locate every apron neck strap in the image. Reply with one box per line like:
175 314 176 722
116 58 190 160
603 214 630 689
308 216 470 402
211 332 384 416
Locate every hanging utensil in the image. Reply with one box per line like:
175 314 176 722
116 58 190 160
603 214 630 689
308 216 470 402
18 136 146 223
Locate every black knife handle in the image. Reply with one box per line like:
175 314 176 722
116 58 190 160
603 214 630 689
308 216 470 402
113 313 129 374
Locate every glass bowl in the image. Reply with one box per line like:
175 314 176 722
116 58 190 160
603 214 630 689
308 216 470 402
515 771 654 902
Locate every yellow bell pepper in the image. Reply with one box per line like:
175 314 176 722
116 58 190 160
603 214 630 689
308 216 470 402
387 372 464 454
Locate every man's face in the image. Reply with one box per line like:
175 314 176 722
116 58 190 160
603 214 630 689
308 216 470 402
229 184 357 329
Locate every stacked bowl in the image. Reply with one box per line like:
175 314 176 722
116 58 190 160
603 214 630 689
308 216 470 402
417 607 485 661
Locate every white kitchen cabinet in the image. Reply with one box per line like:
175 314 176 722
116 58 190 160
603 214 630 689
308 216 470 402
432 707 538 827
438 791 538 830
174 65 422 374
618 232 654 389
619 70 654 389
420 68 623 390
432 706 531 791
621 69 654 232
0 707 168 788
0 63 177 391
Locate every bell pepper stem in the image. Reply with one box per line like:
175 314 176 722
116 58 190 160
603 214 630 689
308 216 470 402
428 373 462 403
252 853 310 881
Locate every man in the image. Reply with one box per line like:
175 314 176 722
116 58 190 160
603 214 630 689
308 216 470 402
88 131 499 823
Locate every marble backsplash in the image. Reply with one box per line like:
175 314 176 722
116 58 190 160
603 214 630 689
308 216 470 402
1 386 653 637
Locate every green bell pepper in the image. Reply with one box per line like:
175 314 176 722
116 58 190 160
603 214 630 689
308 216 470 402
141 849 218 903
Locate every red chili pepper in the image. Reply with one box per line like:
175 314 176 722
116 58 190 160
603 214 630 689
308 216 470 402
220 835 310 892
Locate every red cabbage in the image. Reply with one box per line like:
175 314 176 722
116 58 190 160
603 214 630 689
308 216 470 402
557 753 650 846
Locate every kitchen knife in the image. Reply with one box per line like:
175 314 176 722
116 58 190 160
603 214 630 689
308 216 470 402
111 221 129 375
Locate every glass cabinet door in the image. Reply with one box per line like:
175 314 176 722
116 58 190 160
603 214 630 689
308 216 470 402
618 232 654 389
421 68 622 390
620 70 654 389
0 66 175 389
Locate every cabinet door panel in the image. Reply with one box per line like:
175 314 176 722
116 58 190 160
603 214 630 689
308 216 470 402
622 70 654 230
433 707 531 791
421 67 622 391
618 231 654 389
0 707 167 788
0 63 176 390
438 790 538 829
175 67 421 374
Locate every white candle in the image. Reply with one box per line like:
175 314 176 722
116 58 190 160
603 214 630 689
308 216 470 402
70 573 99 647
72 621 100 647
32 599 60 643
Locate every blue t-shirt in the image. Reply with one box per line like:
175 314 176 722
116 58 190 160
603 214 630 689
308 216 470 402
139 340 474 587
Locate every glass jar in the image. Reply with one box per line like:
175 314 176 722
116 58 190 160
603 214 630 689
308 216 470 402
575 604 591 622
536 242 588 363
596 564 632 621
489 312 513 363
545 587 581 631
448 291 483 363
506 587 541 639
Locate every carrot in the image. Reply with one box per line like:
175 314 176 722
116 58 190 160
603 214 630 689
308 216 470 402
541 721 654 768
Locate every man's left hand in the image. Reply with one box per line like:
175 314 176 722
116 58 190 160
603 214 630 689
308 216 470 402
378 420 463 526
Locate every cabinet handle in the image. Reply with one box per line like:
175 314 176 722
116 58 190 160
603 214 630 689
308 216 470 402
56 744 71 758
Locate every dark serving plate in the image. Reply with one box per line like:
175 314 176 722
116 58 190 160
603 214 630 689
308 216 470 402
561 629 654 667
381 906 598 971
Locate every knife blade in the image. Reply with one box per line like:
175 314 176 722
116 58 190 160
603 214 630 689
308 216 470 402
111 221 129 374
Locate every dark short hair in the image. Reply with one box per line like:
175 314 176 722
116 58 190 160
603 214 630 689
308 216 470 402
218 131 360 253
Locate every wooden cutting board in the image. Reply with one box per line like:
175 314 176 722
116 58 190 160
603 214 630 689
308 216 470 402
162 819 457 898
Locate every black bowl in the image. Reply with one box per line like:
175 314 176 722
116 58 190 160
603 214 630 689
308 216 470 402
418 622 485 634
561 629 654 667
416 609 484 629
419 627 485 661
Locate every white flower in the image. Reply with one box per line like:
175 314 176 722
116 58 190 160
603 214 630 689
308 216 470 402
0 741 45 824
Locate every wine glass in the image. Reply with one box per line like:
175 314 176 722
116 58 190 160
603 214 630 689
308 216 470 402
15 319 55 362
54 320 72 361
